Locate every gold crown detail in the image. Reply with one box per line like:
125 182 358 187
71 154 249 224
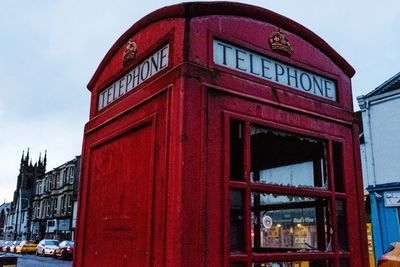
269 29 293 56
122 39 137 66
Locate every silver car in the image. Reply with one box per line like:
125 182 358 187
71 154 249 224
36 239 59 256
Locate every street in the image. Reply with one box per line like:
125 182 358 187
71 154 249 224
2 253 72 267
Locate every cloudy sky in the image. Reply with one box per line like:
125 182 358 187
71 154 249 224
1 0 399 202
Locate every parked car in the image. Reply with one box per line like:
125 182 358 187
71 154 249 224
1 241 13 252
378 242 400 266
15 240 37 254
36 239 59 256
9 240 21 253
54 240 74 260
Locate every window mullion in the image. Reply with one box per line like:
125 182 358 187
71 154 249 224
328 140 340 266
244 121 252 261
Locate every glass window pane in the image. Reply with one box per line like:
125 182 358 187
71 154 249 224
336 200 348 251
251 192 332 252
230 120 245 181
231 190 245 252
250 126 327 189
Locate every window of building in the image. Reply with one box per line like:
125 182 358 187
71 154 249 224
53 198 58 215
49 176 53 191
32 203 36 218
57 173 61 187
50 199 53 216
53 173 57 189
63 169 68 184
39 182 42 194
69 166 75 183
60 196 65 214
228 120 349 266
41 201 45 218
37 202 41 219
46 201 51 217
67 194 72 213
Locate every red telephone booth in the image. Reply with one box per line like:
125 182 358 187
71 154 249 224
75 2 369 267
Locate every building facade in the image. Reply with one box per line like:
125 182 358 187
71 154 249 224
0 202 11 240
357 72 400 261
31 156 81 241
3 152 80 243
5 150 46 241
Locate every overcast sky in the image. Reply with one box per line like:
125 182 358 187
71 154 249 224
1 0 399 202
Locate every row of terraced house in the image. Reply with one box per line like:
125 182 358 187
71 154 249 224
0 151 80 242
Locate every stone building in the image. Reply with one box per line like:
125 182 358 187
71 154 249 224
7 150 46 241
31 156 81 241
0 202 11 240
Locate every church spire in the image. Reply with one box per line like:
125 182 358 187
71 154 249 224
43 150 47 168
25 148 30 163
20 150 25 166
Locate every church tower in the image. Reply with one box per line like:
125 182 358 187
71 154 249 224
10 149 47 240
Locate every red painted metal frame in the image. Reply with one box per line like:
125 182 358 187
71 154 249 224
208 31 342 108
208 88 358 266
75 2 368 267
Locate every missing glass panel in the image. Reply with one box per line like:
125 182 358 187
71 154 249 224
250 126 327 189
336 200 348 251
231 190 245 252
333 142 345 192
251 192 331 252
230 120 245 181
339 258 349 267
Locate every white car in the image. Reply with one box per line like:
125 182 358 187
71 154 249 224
36 239 59 256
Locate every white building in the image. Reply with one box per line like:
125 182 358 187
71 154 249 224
358 73 400 187
357 72 400 260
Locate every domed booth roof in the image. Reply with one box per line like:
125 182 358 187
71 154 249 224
88 1 354 91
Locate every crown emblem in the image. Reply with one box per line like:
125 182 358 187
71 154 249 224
269 29 294 56
122 39 137 66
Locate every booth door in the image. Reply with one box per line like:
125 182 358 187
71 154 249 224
206 89 361 267
79 92 168 267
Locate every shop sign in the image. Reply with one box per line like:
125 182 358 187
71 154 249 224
262 215 273 229
98 44 169 110
293 217 315 224
384 191 400 207
213 39 336 101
